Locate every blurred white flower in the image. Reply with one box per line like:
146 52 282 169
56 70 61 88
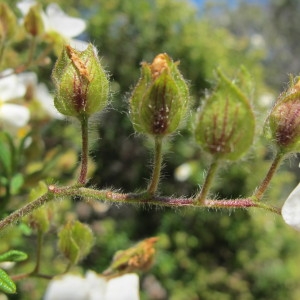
174 162 192 182
0 70 30 132
17 1 87 50
282 183 300 231
18 72 63 119
44 271 140 300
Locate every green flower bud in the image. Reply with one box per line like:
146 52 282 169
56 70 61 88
52 44 109 119
130 53 189 137
195 69 255 161
23 4 44 37
266 77 300 153
58 220 94 265
0 2 17 42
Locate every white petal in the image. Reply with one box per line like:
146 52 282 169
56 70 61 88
85 271 107 299
18 72 38 86
17 0 36 15
36 83 64 119
46 3 86 38
282 183 300 231
105 274 140 300
0 104 30 128
44 275 89 300
69 39 89 51
0 71 26 101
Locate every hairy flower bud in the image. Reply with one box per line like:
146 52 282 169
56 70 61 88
266 77 300 153
52 44 109 119
195 69 255 161
0 3 17 41
23 4 44 37
130 53 189 137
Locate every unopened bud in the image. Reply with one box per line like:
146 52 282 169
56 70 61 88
130 53 189 137
195 69 255 161
0 3 17 41
52 44 109 119
23 4 44 37
266 77 300 153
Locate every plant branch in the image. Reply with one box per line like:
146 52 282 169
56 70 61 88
0 184 282 233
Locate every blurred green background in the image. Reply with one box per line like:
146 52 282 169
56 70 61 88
2 0 300 299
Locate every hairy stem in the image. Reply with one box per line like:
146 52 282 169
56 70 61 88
252 151 284 201
195 159 219 204
147 137 163 194
0 192 52 232
0 185 282 233
78 115 89 185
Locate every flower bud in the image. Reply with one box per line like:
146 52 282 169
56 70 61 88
0 3 17 42
52 44 109 119
266 77 300 153
130 53 189 137
103 237 158 278
23 4 44 37
195 69 255 161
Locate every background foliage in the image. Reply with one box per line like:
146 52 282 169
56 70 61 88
2 0 300 299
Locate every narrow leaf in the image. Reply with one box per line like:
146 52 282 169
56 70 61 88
0 268 16 294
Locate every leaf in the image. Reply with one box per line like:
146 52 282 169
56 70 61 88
0 139 12 175
10 173 24 195
0 250 28 263
0 268 16 294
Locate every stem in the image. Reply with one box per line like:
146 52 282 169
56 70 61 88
195 159 219 204
32 230 43 274
78 115 89 185
0 192 52 232
147 137 163 194
0 39 5 67
0 185 282 233
26 37 37 67
252 151 284 201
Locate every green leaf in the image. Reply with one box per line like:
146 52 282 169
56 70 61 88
58 220 94 265
10 173 24 195
0 268 16 294
0 139 12 175
0 250 28 263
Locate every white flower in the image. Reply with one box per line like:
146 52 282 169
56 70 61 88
174 163 192 182
18 72 63 119
44 271 140 300
17 1 87 50
282 183 300 231
0 70 30 132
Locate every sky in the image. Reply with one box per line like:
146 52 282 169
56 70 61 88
191 0 269 7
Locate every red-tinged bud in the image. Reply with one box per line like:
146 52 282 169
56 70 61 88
23 4 44 37
52 44 109 119
266 77 300 154
195 69 255 161
130 53 189 137
0 3 17 41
